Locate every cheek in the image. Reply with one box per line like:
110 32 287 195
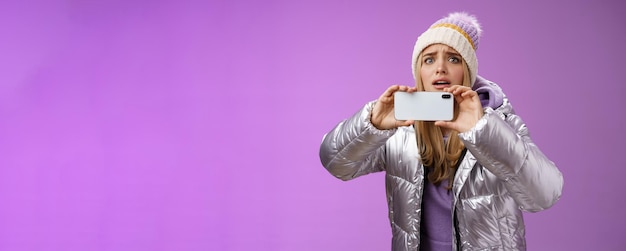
419 72 431 87
451 66 465 84
419 67 428 78
419 65 433 80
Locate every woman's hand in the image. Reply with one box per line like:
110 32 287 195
435 85 484 133
371 85 417 130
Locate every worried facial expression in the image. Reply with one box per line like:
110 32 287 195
419 44 465 92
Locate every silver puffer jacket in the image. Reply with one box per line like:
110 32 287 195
319 88 563 250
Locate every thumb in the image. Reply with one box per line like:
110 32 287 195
396 119 415 127
434 120 454 130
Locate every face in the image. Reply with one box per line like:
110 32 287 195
419 44 465 92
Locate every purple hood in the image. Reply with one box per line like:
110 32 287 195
473 75 504 109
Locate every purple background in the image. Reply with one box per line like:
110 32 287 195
1 0 624 250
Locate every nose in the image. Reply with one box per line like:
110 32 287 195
436 62 447 74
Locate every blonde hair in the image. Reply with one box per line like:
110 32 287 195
414 50 472 190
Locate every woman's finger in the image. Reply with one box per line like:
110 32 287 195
396 119 414 127
384 85 400 96
460 89 477 97
378 85 398 103
434 120 458 131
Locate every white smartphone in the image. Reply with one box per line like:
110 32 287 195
394 91 454 121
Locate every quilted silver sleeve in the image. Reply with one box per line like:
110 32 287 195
459 107 563 212
319 101 395 181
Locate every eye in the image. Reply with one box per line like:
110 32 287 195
424 57 434 64
448 56 460 63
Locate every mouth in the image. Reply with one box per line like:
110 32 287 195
432 80 450 89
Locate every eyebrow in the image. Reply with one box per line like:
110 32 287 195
422 51 462 58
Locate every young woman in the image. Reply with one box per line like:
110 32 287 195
319 12 563 251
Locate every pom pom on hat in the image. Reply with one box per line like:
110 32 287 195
412 12 482 86
437 12 482 49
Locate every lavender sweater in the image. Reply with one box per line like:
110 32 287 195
419 76 504 251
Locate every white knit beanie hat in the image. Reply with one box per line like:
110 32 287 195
411 12 482 86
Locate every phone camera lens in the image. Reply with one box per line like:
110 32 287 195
442 94 451 99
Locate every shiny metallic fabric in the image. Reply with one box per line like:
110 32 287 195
319 97 563 251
